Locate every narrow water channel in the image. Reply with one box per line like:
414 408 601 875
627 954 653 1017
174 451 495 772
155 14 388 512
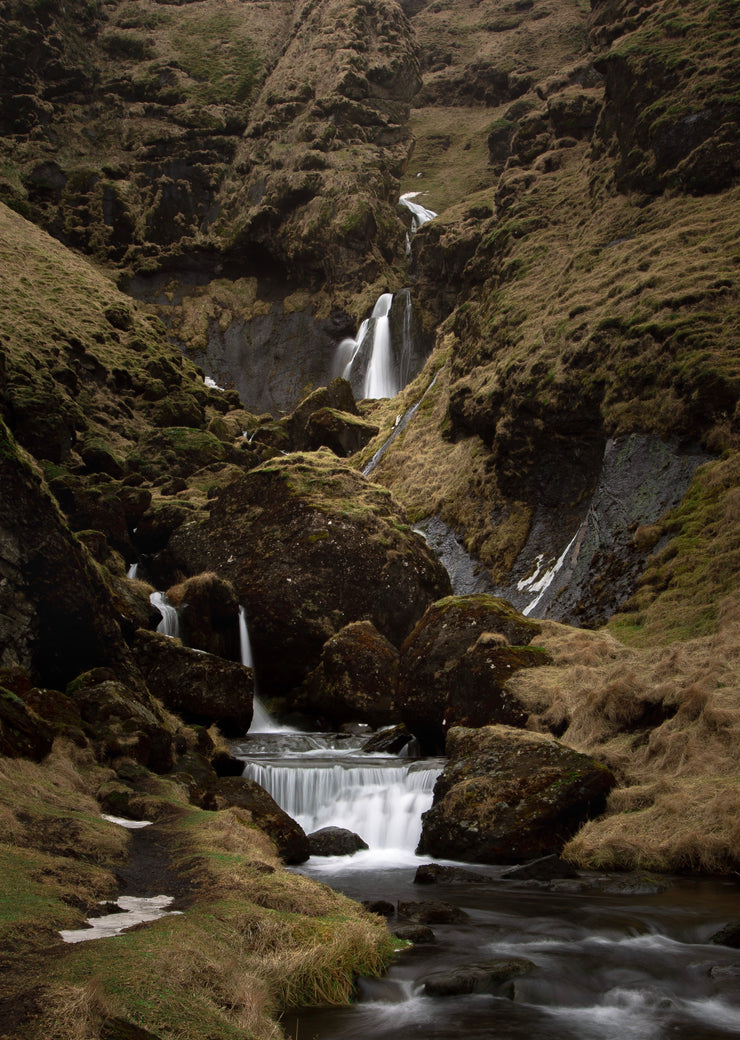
233 732 740 1040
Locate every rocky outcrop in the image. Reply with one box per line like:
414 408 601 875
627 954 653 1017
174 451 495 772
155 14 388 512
296 620 399 728
418 726 616 864
205 777 309 864
169 452 451 696
0 685 54 761
134 629 254 736
397 596 544 752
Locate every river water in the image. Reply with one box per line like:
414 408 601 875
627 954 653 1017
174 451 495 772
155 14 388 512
233 732 740 1040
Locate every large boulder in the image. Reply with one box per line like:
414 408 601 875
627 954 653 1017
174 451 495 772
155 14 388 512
169 452 451 696
307 826 369 856
296 620 399 728
418 726 616 864
165 572 240 660
134 629 254 737
397 595 545 752
205 777 309 864
0 685 54 760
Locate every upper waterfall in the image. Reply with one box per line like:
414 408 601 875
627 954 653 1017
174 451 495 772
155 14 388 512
337 289 421 401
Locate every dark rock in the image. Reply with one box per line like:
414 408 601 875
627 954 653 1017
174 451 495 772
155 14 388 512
709 922 740 948
66 672 175 773
205 776 309 864
165 571 240 659
307 826 369 856
296 620 399 728
421 958 535 997
305 407 380 457
0 686 54 760
288 378 359 450
0 419 141 690
397 595 543 752
362 724 415 755
363 900 395 918
397 900 470 924
392 924 435 943
124 428 226 482
414 864 494 885
169 452 450 697
102 1016 163 1040
501 855 579 882
418 725 616 864
211 750 245 777
134 629 254 736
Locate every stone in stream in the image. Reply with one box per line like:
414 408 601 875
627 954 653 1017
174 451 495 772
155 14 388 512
392 924 436 943
414 864 495 885
397 900 470 924
363 900 395 918
307 826 369 856
361 723 415 755
709 921 740 948
421 958 535 997
501 854 579 882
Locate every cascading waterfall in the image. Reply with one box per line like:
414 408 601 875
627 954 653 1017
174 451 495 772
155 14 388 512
238 606 293 733
149 591 180 638
398 191 437 233
362 292 395 399
241 755 439 854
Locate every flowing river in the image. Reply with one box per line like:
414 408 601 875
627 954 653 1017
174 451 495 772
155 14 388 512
233 731 740 1040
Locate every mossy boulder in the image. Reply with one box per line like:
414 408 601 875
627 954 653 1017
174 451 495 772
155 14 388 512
165 571 240 659
296 620 399 728
418 726 616 864
397 595 543 752
134 629 254 737
168 451 451 696
125 428 227 482
305 407 380 457
0 685 54 760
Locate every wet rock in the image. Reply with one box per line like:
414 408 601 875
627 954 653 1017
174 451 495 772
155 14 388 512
392 923 435 943
362 724 415 755
169 452 450 696
134 629 254 737
397 595 543 752
205 777 309 864
421 958 535 997
307 826 369 856
414 864 494 885
165 571 240 659
363 900 395 918
709 922 740 948
501 855 579 882
418 725 616 864
296 620 399 728
397 900 470 924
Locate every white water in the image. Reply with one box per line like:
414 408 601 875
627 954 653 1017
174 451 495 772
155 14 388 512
241 757 438 853
149 591 180 637
363 371 439 477
126 562 138 579
399 191 437 233
238 606 294 733
363 293 395 399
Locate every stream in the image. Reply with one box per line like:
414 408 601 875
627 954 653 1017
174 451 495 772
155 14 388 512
233 731 740 1040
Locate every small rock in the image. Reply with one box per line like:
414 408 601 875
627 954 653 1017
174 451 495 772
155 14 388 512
392 924 435 943
501 854 579 882
421 957 535 997
397 900 469 924
307 826 369 856
709 921 740 948
362 899 395 918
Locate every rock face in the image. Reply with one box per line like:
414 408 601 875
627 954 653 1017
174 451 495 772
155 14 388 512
418 726 616 864
397 596 545 752
0 419 139 691
296 620 399 728
134 629 254 737
165 572 240 660
169 452 451 696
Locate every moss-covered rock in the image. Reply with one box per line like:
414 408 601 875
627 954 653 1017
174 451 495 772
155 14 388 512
418 725 616 864
165 571 240 660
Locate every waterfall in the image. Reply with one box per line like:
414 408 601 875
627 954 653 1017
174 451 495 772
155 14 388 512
239 606 293 733
241 759 439 853
149 591 180 638
127 563 139 579
363 372 439 477
399 191 437 233
363 293 395 399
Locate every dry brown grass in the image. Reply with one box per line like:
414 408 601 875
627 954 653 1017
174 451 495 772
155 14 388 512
39 979 113 1040
508 605 740 873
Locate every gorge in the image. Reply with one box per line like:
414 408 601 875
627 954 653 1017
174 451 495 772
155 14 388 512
0 0 738 1037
